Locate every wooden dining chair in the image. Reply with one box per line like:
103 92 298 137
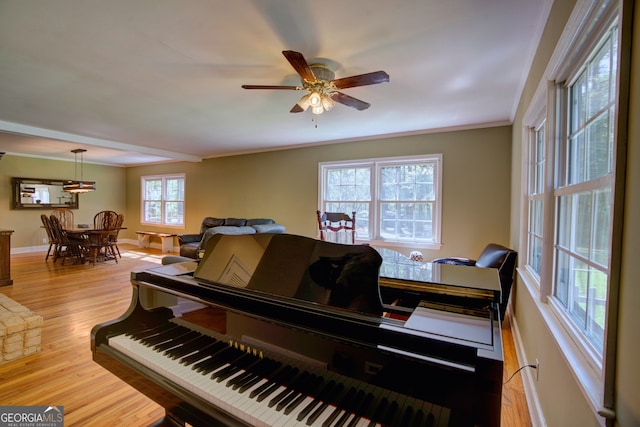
87 210 119 264
108 213 125 258
93 210 119 230
49 215 86 265
316 210 357 244
51 208 75 230
40 214 57 261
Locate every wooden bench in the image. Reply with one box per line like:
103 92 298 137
135 231 176 253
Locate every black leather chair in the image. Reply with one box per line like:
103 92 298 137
433 243 517 320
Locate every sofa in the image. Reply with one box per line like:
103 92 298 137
177 217 285 258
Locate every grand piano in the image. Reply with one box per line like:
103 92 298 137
91 233 503 426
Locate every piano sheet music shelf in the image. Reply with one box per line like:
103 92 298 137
92 234 503 426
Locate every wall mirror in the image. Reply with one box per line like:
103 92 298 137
11 177 79 209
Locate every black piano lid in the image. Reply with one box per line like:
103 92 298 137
132 234 490 369
377 247 501 304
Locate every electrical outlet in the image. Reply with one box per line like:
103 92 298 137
535 358 540 381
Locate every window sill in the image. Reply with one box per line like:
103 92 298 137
517 268 605 424
140 222 185 230
364 239 442 252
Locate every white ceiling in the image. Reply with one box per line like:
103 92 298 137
0 0 551 167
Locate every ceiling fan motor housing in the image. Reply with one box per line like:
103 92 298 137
308 64 335 84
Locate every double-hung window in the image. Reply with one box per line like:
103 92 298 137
141 174 185 227
527 122 546 278
319 154 442 248
521 0 624 414
554 26 618 355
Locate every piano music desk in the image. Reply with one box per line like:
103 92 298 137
136 231 176 253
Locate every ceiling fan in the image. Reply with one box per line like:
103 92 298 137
242 50 389 115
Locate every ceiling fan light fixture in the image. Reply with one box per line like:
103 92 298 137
321 94 335 111
242 51 388 116
296 93 312 111
309 92 322 107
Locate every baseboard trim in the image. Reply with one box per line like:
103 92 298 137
511 313 546 427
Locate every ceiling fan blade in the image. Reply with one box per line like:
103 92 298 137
331 92 371 111
282 50 317 83
290 104 305 113
331 71 390 89
241 85 300 90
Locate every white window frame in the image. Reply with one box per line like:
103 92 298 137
319 154 442 250
140 174 185 228
519 0 624 420
526 120 546 282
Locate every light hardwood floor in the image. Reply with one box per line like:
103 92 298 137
0 245 531 426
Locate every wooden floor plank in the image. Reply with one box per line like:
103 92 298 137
0 244 531 426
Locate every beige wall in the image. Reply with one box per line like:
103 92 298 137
124 125 513 259
0 154 126 248
511 0 640 425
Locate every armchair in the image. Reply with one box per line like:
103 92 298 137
433 243 517 320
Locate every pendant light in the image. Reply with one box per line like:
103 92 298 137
63 149 96 193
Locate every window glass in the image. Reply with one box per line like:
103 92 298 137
553 24 617 356
141 174 185 227
320 155 441 247
526 123 545 276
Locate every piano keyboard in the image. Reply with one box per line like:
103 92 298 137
107 320 451 427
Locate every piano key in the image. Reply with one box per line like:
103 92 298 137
330 386 364 427
236 359 282 393
125 322 169 339
268 370 310 408
398 397 426 427
193 346 237 373
438 406 452 426
110 334 264 425
383 392 405 426
367 395 388 427
253 365 298 401
332 387 361 427
268 374 329 427
249 362 316 423
313 379 360 427
238 361 306 418
230 357 276 390
213 352 256 381
296 379 337 422
166 334 216 359
283 374 323 415
108 324 452 427
318 384 356 427
411 407 425 427
273 371 313 411
154 330 200 352
345 388 374 427
180 340 225 366
139 324 186 346
305 381 344 425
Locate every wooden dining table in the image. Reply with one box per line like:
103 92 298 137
65 227 127 265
